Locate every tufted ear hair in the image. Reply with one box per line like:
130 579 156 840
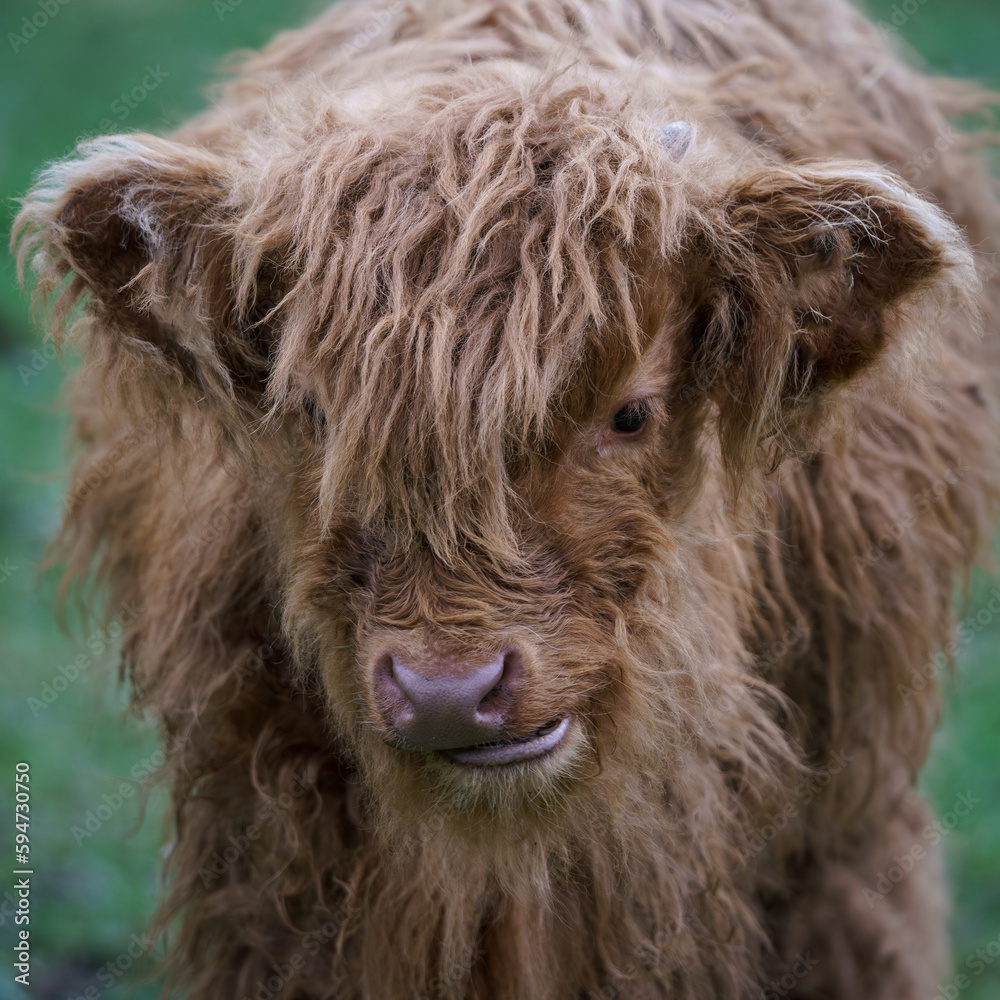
678 161 977 473
14 134 276 411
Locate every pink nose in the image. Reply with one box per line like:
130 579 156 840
375 649 519 750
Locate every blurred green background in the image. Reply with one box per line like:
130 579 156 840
0 1 997 998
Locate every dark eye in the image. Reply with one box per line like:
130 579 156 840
611 401 650 436
303 396 327 430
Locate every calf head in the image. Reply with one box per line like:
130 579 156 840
17 78 974 862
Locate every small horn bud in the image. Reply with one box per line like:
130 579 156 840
659 121 693 161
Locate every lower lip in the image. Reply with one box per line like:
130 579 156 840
447 716 572 766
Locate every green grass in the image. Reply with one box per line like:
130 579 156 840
0 2 997 998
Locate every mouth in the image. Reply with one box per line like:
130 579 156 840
446 715 572 766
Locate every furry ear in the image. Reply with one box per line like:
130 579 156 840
14 135 274 409
680 161 977 471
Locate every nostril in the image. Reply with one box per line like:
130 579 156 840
374 652 415 723
373 651 396 695
476 649 521 715
477 681 502 711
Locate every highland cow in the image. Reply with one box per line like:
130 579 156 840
14 0 1000 997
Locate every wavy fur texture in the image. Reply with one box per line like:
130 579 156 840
13 0 1000 997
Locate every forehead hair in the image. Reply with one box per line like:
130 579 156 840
243 68 685 561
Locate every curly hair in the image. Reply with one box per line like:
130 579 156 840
14 0 1000 996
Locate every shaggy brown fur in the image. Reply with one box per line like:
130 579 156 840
14 0 1000 997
